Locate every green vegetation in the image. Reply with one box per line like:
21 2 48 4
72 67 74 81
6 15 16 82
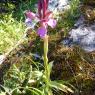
0 59 73 95
13 0 38 20
0 14 25 54
57 0 80 37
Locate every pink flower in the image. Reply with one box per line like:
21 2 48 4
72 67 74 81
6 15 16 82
25 0 57 38
47 18 57 28
25 11 36 19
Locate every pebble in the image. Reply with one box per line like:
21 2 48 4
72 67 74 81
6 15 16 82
0 55 5 65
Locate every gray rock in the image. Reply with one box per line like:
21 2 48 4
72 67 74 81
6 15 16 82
48 0 69 12
0 55 5 65
62 16 95 52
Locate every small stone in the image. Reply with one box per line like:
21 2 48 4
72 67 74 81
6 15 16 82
0 55 5 65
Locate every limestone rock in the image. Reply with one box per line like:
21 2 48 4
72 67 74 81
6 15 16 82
62 16 95 52
48 0 69 12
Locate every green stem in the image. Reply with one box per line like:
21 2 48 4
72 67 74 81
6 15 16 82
43 35 51 95
43 35 49 80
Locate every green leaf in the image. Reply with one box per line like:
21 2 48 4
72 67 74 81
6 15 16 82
0 85 11 95
32 71 43 78
48 61 53 77
0 92 6 95
50 81 74 93
27 87 44 95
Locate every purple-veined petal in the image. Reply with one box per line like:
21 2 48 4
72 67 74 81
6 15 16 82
25 11 36 19
25 18 32 26
37 27 47 38
45 11 52 19
47 19 57 28
25 18 36 28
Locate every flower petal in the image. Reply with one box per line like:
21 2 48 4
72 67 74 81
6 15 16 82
45 11 52 18
25 18 36 28
47 19 57 28
37 27 47 38
25 18 32 26
25 11 36 19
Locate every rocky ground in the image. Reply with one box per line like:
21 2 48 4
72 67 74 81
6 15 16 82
62 0 95 52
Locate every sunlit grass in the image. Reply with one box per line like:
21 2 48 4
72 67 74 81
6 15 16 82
0 14 25 54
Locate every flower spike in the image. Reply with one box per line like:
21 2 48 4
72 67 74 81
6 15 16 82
25 0 57 38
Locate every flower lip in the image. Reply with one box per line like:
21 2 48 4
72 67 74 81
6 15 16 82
37 26 47 38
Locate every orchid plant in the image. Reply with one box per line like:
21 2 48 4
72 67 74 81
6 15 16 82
25 0 56 38
25 0 74 95
25 0 56 88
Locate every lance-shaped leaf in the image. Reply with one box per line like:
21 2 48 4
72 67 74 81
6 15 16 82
50 81 74 93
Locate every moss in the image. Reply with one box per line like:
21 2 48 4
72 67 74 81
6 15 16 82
49 44 95 95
